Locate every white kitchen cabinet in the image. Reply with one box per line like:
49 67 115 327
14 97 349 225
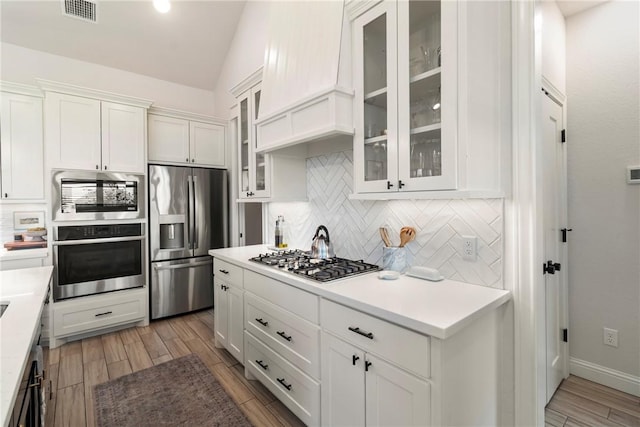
237 83 270 199
321 332 430 427
45 92 146 173
0 90 44 200
352 0 457 194
231 70 307 202
213 259 244 363
50 287 146 348
148 109 226 168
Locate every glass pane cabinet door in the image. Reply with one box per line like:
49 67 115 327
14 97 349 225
408 1 441 179
239 97 250 193
253 89 267 193
354 2 398 193
398 0 456 191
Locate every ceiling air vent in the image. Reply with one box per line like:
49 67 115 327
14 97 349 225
63 0 98 23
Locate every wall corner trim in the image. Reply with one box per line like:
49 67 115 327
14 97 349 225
569 357 640 398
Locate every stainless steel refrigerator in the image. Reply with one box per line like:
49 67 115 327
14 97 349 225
149 164 228 319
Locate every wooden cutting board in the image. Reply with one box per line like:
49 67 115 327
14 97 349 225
3 241 48 250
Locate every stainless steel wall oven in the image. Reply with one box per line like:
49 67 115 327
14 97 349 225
52 223 145 301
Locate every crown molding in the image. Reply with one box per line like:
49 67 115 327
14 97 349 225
36 79 153 108
229 67 263 98
148 106 226 124
0 81 44 97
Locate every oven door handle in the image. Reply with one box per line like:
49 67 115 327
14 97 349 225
153 260 212 271
53 236 145 245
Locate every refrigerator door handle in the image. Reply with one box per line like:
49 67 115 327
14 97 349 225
192 175 198 250
187 175 194 250
153 260 212 270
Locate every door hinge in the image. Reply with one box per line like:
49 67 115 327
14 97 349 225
561 228 573 243
562 328 568 343
561 129 566 143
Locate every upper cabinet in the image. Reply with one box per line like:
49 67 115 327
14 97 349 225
348 0 512 199
231 69 307 203
40 80 152 174
0 84 44 200
148 107 226 168
255 1 354 153
351 0 456 194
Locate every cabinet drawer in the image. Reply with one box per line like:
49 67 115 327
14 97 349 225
213 259 243 288
245 293 320 378
53 289 146 338
244 270 318 323
245 331 320 426
321 299 430 378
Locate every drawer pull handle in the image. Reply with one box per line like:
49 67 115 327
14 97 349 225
277 331 292 342
348 326 374 340
256 360 269 370
218 269 229 274
95 311 113 317
277 377 292 391
365 360 372 372
255 318 269 327
352 355 360 366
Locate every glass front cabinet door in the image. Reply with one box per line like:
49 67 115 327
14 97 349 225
353 0 457 194
238 83 270 199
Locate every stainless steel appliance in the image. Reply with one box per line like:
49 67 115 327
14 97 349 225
52 170 144 221
10 327 43 427
53 223 145 301
249 250 380 282
149 165 228 319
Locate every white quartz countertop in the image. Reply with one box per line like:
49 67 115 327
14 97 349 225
0 266 53 427
209 245 510 340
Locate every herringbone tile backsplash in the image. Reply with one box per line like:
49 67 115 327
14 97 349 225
267 151 504 289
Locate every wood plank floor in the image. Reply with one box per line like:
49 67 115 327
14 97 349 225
43 309 305 427
546 375 640 427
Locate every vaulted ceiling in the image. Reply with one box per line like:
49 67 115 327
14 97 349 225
0 0 246 91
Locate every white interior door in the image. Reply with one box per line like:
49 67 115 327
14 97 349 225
542 90 568 403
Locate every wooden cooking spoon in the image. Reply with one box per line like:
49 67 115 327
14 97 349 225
399 227 416 247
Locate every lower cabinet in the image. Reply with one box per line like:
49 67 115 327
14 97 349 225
51 288 146 347
214 278 244 364
245 331 320 426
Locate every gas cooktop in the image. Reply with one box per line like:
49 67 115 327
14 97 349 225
249 250 381 283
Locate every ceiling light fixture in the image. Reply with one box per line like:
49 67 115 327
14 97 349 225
153 0 171 13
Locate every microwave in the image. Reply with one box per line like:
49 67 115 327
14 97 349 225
52 170 145 221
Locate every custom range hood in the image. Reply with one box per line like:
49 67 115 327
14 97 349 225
255 0 354 153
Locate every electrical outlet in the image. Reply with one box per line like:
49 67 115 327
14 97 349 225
462 236 477 261
604 328 618 348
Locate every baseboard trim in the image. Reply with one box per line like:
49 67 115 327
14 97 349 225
570 357 640 397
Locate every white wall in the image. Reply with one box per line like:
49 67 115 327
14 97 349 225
566 1 640 378
0 43 216 115
541 0 566 94
213 1 270 118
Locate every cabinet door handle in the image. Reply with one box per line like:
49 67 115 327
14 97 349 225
218 269 229 274
3 193 7 198
352 355 360 366
277 331 292 342
255 318 269 327
186 158 189 162
220 284 228 291
277 377 292 391
104 165 108 170
398 180 405 189
365 360 372 372
96 165 99 170
192 158 195 163
387 181 393 189
256 359 269 371
95 311 113 317
348 326 374 340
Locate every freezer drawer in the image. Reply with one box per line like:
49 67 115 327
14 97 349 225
151 257 213 319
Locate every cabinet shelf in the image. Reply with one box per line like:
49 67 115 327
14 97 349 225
409 67 441 84
410 123 441 135
364 87 388 108
364 135 388 145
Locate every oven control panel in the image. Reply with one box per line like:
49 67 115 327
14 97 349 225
56 223 142 241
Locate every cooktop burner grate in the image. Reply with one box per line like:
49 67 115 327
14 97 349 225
249 250 380 282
